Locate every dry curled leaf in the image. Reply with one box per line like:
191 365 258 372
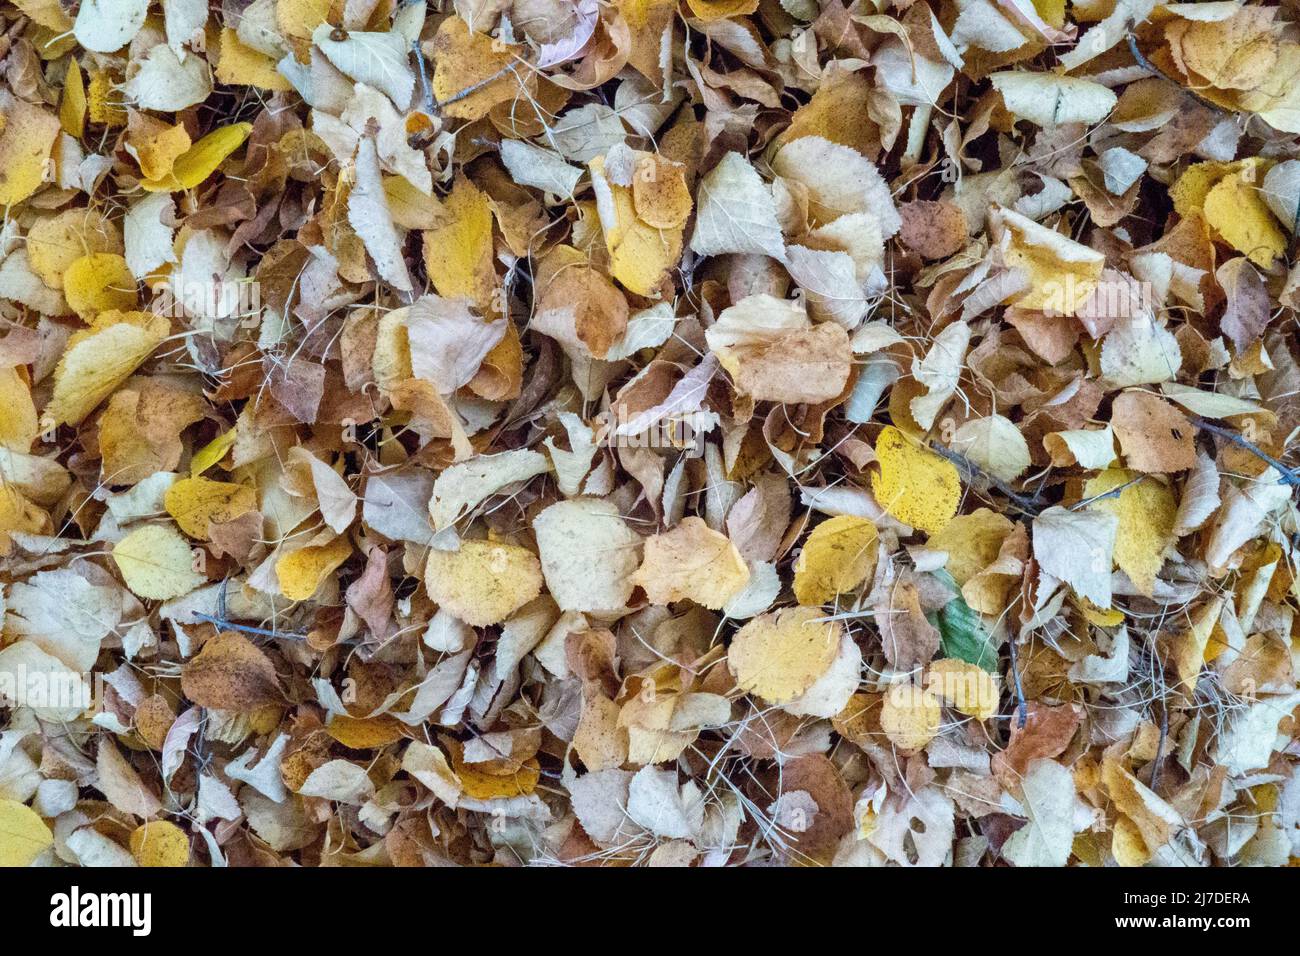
0 0 1295 873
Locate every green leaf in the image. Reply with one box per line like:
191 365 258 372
929 569 999 672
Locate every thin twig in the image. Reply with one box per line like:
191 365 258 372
930 443 1043 515
1070 473 1146 510
1191 416 1300 487
433 64 519 114
191 613 310 640
411 39 434 114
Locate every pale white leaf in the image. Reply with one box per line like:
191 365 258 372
1033 505 1119 607
690 151 786 259
348 137 414 291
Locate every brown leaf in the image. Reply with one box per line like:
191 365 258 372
898 200 968 260
180 631 282 713
1111 391 1197 473
876 576 941 671
1216 256 1272 352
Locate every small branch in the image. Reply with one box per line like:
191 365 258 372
412 39 434 114
1191 416 1300 488
191 613 310 640
930 443 1043 515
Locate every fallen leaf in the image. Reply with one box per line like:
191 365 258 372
164 477 257 540
871 425 961 534
180 630 282 712
793 515 879 606
425 539 544 627
727 606 842 704
631 517 750 609
112 523 207 600
0 799 53 867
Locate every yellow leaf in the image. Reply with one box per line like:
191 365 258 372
1112 814 1151 867
727 606 842 704
385 172 441 229
60 58 86 138
880 681 941 750
87 68 126 126
1235 43 1300 134
995 207 1106 316
422 177 496 311
1203 168 1286 268
327 715 406 749
371 306 413 393
13 0 73 32
618 0 677 83
685 0 758 21
777 70 878 155
927 508 1014 585
589 155 683 297
0 365 39 452
26 207 122 290
190 428 237 475
870 425 961 534
133 121 192 182
446 739 540 799
0 91 60 206
431 16 520 121
1031 0 1066 29
63 253 139 318
1101 756 1178 859
275 0 330 42
214 28 291 91
1083 469 1176 596
424 539 543 627
926 659 999 720
42 310 169 429
164 476 257 539
142 123 253 192
1170 160 1239 218
0 483 48 553
129 820 190 867
1163 597 1224 691
631 516 750 609
1075 596 1125 628
112 523 207 600
0 799 53 866
98 381 205 484
1174 7 1278 92
456 760 541 799
632 154 692 229
276 534 352 601
793 515 879 606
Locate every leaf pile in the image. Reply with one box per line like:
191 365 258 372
2 0 1300 868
